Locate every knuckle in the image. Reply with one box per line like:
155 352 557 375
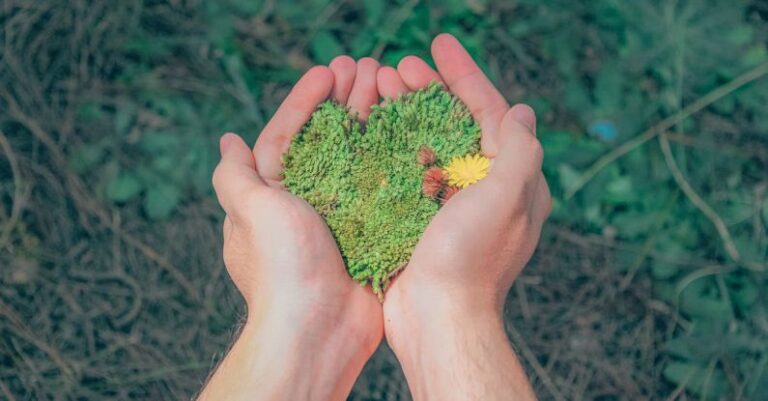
527 136 544 165
211 163 226 192
510 194 532 221
222 216 234 235
225 186 269 223
475 98 508 122
254 135 280 158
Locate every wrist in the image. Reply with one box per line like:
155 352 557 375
383 284 536 401
198 291 380 401
244 308 379 365
223 314 374 401
246 287 381 354
384 281 506 358
385 300 517 401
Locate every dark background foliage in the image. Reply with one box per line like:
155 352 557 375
1 0 767 400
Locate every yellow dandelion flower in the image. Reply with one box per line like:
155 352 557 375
443 154 490 189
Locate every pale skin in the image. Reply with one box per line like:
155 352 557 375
198 33 550 401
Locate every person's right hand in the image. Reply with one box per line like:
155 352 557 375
377 34 550 401
201 58 384 401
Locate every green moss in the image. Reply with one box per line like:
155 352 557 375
283 83 480 295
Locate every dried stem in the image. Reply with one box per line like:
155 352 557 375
0 130 25 249
658 132 740 262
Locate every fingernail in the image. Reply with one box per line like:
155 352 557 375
510 104 536 133
219 133 237 156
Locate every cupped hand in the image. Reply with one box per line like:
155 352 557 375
207 58 383 400
379 34 552 350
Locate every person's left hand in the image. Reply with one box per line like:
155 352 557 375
200 58 383 401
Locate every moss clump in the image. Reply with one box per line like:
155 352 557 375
283 83 480 295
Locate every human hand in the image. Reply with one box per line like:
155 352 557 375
199 58 383 401
378 34 550 400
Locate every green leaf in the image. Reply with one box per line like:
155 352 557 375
651 262 679 280
540 130 577 161
140 132 179 154
151 154 177 174
143 185 182 220
711 95 735 114
186 143 216 193
679 278 732 322
557 163 581 193
106 173 143 203
77 101 104 121
726 274 758 312
311 30 344 65
604 176 633 204
663 337 697 360
611 211 655 239
662 361 728 400
743 45 768 68
350 33 376 59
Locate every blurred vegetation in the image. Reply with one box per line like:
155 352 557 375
1 0 767 400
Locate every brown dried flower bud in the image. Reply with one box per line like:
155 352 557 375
417 146 437 166
422 167 446 199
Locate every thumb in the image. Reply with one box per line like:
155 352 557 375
212 133 267 218
489 106 543 188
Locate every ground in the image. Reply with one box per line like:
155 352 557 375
1 1 767 400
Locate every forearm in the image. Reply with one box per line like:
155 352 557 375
197 308 372 401
389 296 537 401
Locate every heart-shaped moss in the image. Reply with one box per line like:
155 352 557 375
283 84 481 295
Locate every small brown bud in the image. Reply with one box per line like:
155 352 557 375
422 167 446 199
417 146 437 166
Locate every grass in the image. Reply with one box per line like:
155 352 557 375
1 0 767 400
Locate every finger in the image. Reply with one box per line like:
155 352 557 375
483 103 536 160
396 55 443 90
346 57 380 121
329 55 356 104
489 109 543 186
508 103 536 136
213 133 267 218
431 33 509 154
253 66 334 186
377 66 409 99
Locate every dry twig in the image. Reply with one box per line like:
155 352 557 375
0 130 25 249
659 132 741 262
